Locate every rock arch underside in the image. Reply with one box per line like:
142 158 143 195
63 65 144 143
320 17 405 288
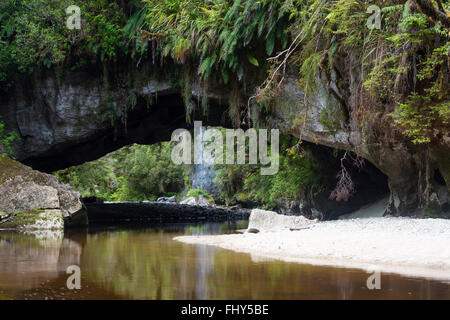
0 60 448 219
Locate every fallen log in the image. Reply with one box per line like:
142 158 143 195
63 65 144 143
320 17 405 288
0 214 14 226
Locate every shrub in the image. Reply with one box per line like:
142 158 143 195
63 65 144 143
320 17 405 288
0 121 19 158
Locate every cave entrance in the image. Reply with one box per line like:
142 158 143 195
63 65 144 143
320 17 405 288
54 142 191 203
22 93 232 173
54 131 390 221
303 142 390 220
434 169 446 186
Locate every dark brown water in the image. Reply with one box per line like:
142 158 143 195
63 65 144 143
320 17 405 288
0 221 449 300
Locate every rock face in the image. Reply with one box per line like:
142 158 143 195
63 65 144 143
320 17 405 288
0 180 60 212
0 157 88 229
247 209 317 232
0 63 448 217
0 63 230 173
271 74 450 217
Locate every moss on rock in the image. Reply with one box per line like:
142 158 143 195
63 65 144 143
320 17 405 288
0 209 45 229
0 156 31 185
0 157 87 229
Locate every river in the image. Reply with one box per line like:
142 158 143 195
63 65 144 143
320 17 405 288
0 221 449 300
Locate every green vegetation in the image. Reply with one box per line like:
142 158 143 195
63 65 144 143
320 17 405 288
123 0 292 121
186 188 214 202
0 0 125 89
126 0 290 81
2 1 449 214
2 0 447 146
214 134 326 209
0 120 19 157
55 143 189 201
118 143 188 201
55 132 324 209
265 0 449 145
0 209 45 229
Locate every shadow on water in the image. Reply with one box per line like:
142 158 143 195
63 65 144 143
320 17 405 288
0 221 449 300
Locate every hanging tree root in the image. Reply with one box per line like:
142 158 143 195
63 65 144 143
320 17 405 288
329 151 365 202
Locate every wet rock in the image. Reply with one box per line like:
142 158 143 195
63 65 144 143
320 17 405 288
85 202 250 223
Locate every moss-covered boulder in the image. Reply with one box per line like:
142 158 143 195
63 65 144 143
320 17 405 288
0 157 88 229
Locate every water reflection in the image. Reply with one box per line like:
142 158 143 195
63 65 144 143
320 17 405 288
0 221 449 300
0 230 84 299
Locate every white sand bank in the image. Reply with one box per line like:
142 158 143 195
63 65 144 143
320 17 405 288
175 217 450 281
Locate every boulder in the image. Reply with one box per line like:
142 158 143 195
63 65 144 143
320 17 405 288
197 195 214 206
0 179 60 212
180 195 214 206
157 196 177 203
247 209 316 232
179 197 197 205
0 157 88 229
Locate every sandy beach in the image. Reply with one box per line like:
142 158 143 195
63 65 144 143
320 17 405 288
175 217 450 281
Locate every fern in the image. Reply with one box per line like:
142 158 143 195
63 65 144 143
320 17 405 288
129 0 290 81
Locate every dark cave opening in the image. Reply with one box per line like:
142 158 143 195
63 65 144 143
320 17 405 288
22 93 231 173
434 169 447 186
304 142 390 220
19 88 391 220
